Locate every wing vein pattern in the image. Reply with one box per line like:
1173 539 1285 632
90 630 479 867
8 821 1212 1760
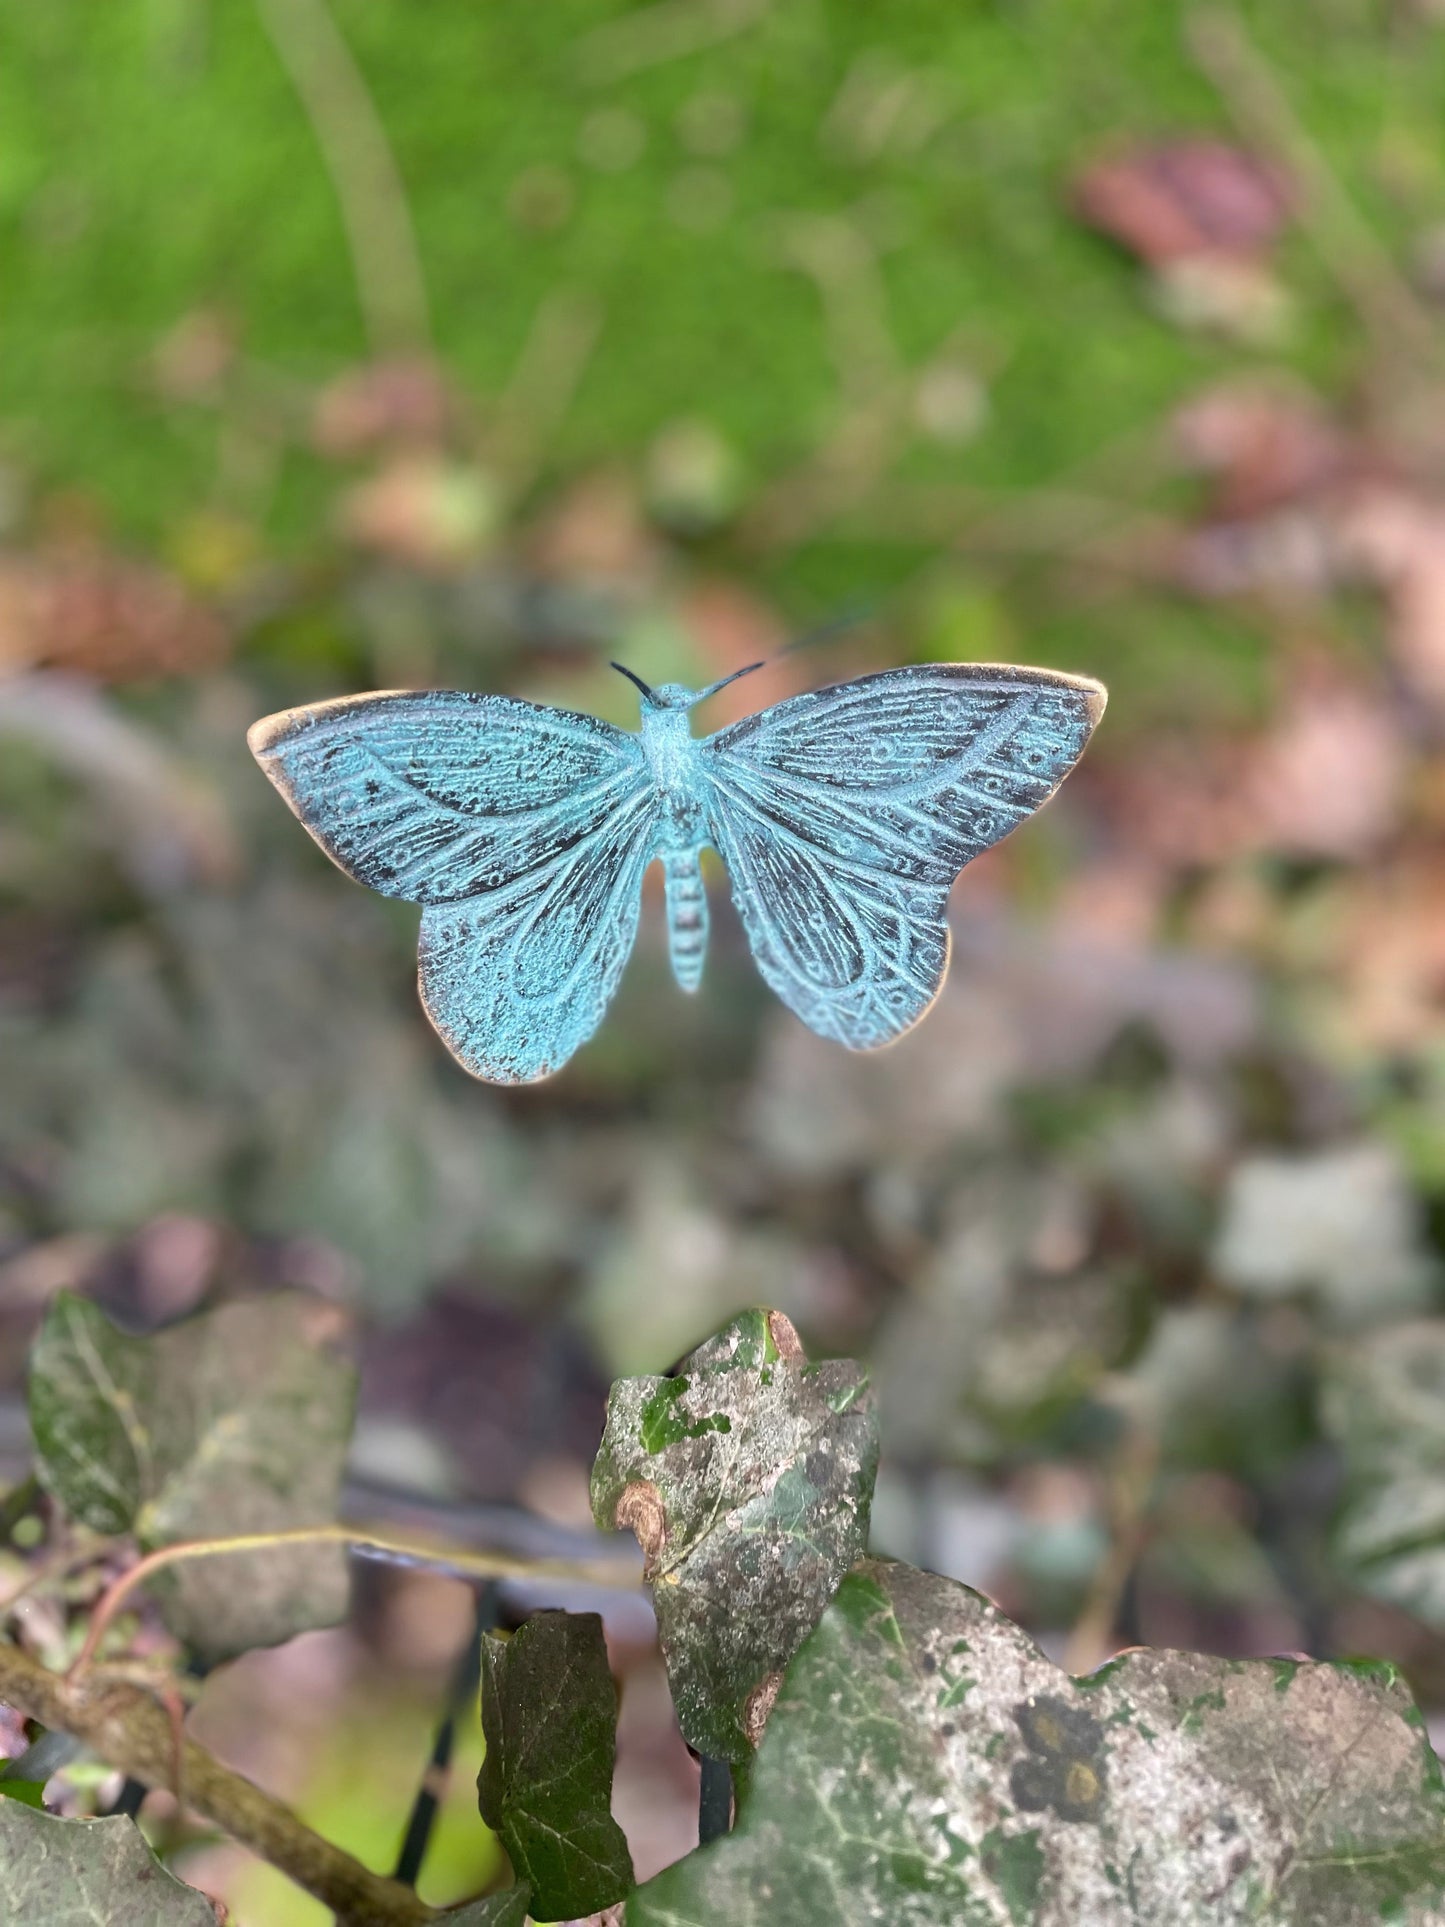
701 665 1103 1051
249 690 660 1081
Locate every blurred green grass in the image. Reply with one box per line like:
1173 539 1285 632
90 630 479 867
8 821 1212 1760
3 1 1431 618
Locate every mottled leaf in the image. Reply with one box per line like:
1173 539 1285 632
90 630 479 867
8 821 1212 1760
1323 1318 1445 1629
435 1888 532 1927
631 1558 1445 1926
478 1611 632 1920
29 1291 356 1661
591 1308 878 1761
0 1804 218 1924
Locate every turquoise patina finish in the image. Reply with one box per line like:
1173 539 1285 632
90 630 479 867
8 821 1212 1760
248 661 1105 1084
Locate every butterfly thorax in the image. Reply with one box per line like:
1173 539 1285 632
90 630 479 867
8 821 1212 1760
639 701 709 849
639 696 711 992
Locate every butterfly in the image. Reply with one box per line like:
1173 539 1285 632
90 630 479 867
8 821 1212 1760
248 659 1105 1084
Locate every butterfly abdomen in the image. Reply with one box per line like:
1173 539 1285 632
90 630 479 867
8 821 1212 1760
663 847 709 994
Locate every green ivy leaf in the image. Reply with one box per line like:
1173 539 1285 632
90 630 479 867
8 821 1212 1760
0 1804 218 1923
631 1558 1445 1926
478 1611 633 1920
591 1309 878 1762
1322 1318 1445 1629
435 1887 532 1926
29 1291 357 1662
0 1778 47 1809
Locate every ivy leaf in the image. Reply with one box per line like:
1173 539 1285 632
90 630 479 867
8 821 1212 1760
591 1308 878 1762
0 1778 47 1809
478 1611 633 1921
0 1804 219 1923
631 1558 1445 1926
435 1888 532 1926
29 1291 357 1662
1322 1317 1445 1628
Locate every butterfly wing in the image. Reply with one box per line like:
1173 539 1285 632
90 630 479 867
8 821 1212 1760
700 664 1105 1050
249 691 659 1082
248 690 650 903
417 782 658 1082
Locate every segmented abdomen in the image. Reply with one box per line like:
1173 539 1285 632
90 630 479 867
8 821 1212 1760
664 847 709 994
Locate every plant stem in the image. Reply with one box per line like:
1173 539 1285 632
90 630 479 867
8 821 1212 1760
253 0 431 355
392 1585 498 1889
71 1523 636 1677
106 1777 148 1819
698 1756 732 1845
0 1636 432 1925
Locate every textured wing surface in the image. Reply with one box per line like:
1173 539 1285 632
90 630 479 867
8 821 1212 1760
248 690 649 904
418 782 658 1083
701 665 1104 1050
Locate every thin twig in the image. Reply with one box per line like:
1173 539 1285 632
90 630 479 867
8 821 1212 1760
254 0 431 354
1063 1419 1159 1677
0 1537 111 1628
391 1584 498 1889
70 1524 637 1680
575 0 771 83
1187 8 1439 363
0 1637 433 1926
492 289 605 497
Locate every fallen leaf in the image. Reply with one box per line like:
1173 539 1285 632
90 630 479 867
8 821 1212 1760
338 455 499 570
1340 487 1445 711
0 552 227 682
312 357 457 459
1073 139 1293 266
1173 379 1348 519
1248 677 1405 858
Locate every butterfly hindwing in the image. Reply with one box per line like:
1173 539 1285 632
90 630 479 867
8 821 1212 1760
419 784 658 1082
249 691 660 1082
701 665 1105 1050
248 690 649 903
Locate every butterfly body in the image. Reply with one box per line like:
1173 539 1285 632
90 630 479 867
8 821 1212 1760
637 683 724 994
249 662 1105 1083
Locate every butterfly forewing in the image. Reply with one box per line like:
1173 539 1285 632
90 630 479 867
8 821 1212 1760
701 665 1104 1051
248 690 649 903
249 690 659 1081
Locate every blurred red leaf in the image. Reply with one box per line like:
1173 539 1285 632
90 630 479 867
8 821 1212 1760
526 470 662 588
151 309 239 405
337 454 498 570
0 551 228 682
312 356 457 459
1073 139 1293 267
1340 488 1445 710
1173 379 1350 519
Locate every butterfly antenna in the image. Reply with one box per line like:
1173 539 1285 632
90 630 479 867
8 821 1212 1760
696 660 766 703
611 662 655 701
691 601 878 705
771 597 877 665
